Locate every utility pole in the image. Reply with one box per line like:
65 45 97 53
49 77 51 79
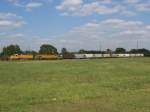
137 40 139 50
99 41 102 52
136 40 139 55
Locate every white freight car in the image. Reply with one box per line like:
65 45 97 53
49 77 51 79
103 54 111 57
117 54 130 57
74 54 86 59
112 54 118 57
93 54 103 58
135 54 144 57
85 54 93 58
130 54 136 57
74 53 144 59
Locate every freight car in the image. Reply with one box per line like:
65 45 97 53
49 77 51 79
74 54 86 59
73 53 144 59
10 54 59 60
35 55 58 60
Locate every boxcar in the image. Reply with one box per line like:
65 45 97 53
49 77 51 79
74 54 86 59
93 54 103 58
85 54 94 59
35 55 58 60
103 54 111 57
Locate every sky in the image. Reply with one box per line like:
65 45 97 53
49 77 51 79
0 0 150 52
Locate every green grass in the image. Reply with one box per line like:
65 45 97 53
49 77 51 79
0 58 150 112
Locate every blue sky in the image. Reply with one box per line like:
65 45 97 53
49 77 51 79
0 0 150 51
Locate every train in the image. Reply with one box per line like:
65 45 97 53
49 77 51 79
8 53 144 60
9 54 59 60
74 53 144 59
35 55 59 60
10 54 33 60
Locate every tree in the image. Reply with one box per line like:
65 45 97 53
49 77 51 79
1 44 22 56
61 48 74 59
23 50 37 55
130 48 150 56
106 49 112 54
79 49 86 54
61 48 67 55
61 48 68 58
39 44 58 55
23 50 38 59
130 49 137 53
78 49 102 54
115 48 126 54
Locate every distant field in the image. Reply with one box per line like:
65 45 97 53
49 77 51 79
0 58 150 112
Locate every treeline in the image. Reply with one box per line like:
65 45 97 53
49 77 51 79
77 48 150 56
0 44 150 60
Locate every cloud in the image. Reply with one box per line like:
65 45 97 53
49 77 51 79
56 0 138 16
120 10 136 16
0 32 36 50
1 18 150 51
97 0 112 4
0 12 26 31
6 0 150 16
6 0 51 11
56 0 123 16
56 0 150 16
135 3 150 11
123 0 150 12
45 19 150 51
5 0 150 16
56 0 83 15
1 0 150 51
7 0 18 4
25 2 44 11
124 0 140 4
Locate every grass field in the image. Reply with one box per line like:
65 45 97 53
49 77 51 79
0 58 150 112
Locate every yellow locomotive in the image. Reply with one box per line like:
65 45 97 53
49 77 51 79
9 54 59 60
10 54 33 60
